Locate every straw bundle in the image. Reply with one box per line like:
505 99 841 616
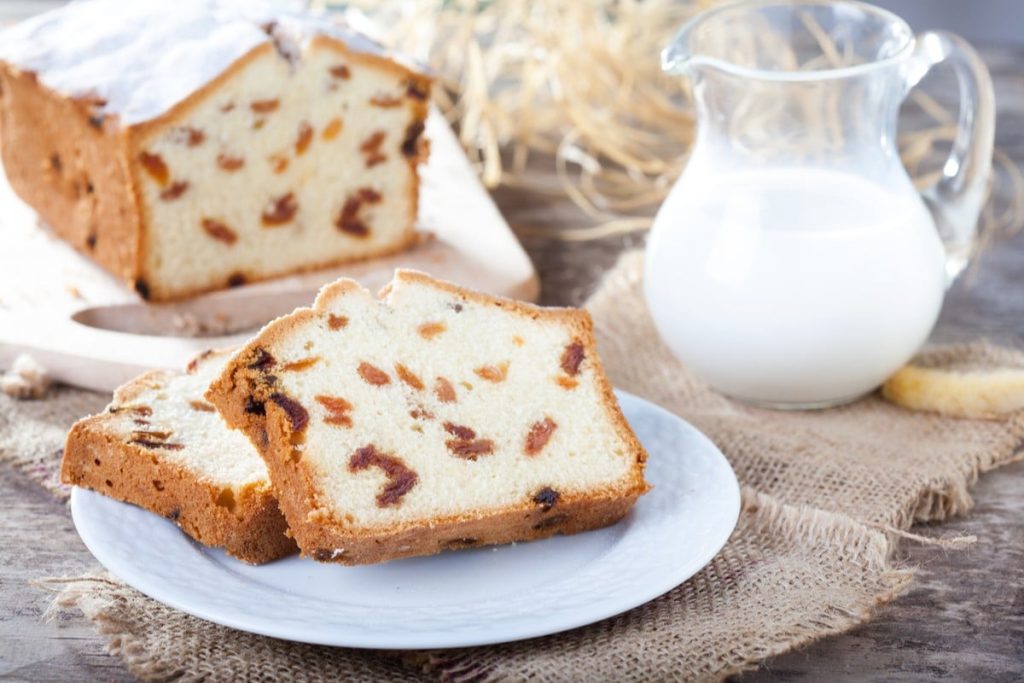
323 0 1022 241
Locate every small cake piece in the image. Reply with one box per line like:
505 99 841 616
0 0 430 301
207 270 650 565
883 364 1024 419
62 350 296 564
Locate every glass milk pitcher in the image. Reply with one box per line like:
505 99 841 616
644 0 994 409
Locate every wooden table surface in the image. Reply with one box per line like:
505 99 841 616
1 35 1022 683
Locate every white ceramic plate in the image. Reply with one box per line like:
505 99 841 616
70 390 740 649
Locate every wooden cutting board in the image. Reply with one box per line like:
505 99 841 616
0 111 538 392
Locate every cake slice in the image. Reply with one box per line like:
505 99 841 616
0 0 430 300
207 270 649 565
62 350 296 564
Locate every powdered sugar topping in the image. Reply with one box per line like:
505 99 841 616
0 0 407 125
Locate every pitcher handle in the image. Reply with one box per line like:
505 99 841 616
904 32 995 283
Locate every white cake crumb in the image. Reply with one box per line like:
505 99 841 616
1 354 52 399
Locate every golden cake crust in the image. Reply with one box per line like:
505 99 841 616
61 365 296 565
207 270 650 565
0 65 142 285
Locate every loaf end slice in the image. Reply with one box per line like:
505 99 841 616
62 350 296 564
208 270 650 565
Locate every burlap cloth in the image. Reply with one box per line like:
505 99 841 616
6 251 1024 682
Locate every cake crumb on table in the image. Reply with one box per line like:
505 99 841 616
1 354 52 399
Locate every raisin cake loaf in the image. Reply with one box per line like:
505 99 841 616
62 350 296 564
207 270 650 565
0 0 430 301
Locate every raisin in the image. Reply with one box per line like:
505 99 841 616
316 394 353 427
220 102 236 113
79 93 107 107
270 393 309 432
261 192 298 226
561 341 585 376
452 303 464 313
186 350 214 374
330 65 351 79
406 80 429 101
153 480 164 491
295 122 313 155
180 127 205 146
402 120 426 159
443 422 476 440
348 444 418 507
418 321 446 339
533 486 561 511
312 548 346 561
524 417 558 456
248 348 276 371
322 117 343 140
369 94 402 108
85 233 97 250
130 438 184 451
160 181 189 201
216 488 236 511
131 430 170 441
409 406 434 420
395 363 424 390
217 154 245 171
167 508 181 521
336 187 382 237
474 363 508 383
359 131 387 168
189 400 215 412
198 218 237 246
130 406 153 417
434 377 456 403
139 152 169 185
533 513 569 531
244 396 266 415
357 361 390 386
269 154 289 174
49 153 62 172
555 376 579 390
282 357 319 372
227 273 246 287
327 314 349 330
250 98 280 113
445 438 495 460
134 278 151 300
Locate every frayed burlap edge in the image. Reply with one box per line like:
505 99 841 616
42 575 189 682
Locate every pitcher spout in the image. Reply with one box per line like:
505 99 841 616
661 21 696 75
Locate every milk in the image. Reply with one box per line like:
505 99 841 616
644 168 947 407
